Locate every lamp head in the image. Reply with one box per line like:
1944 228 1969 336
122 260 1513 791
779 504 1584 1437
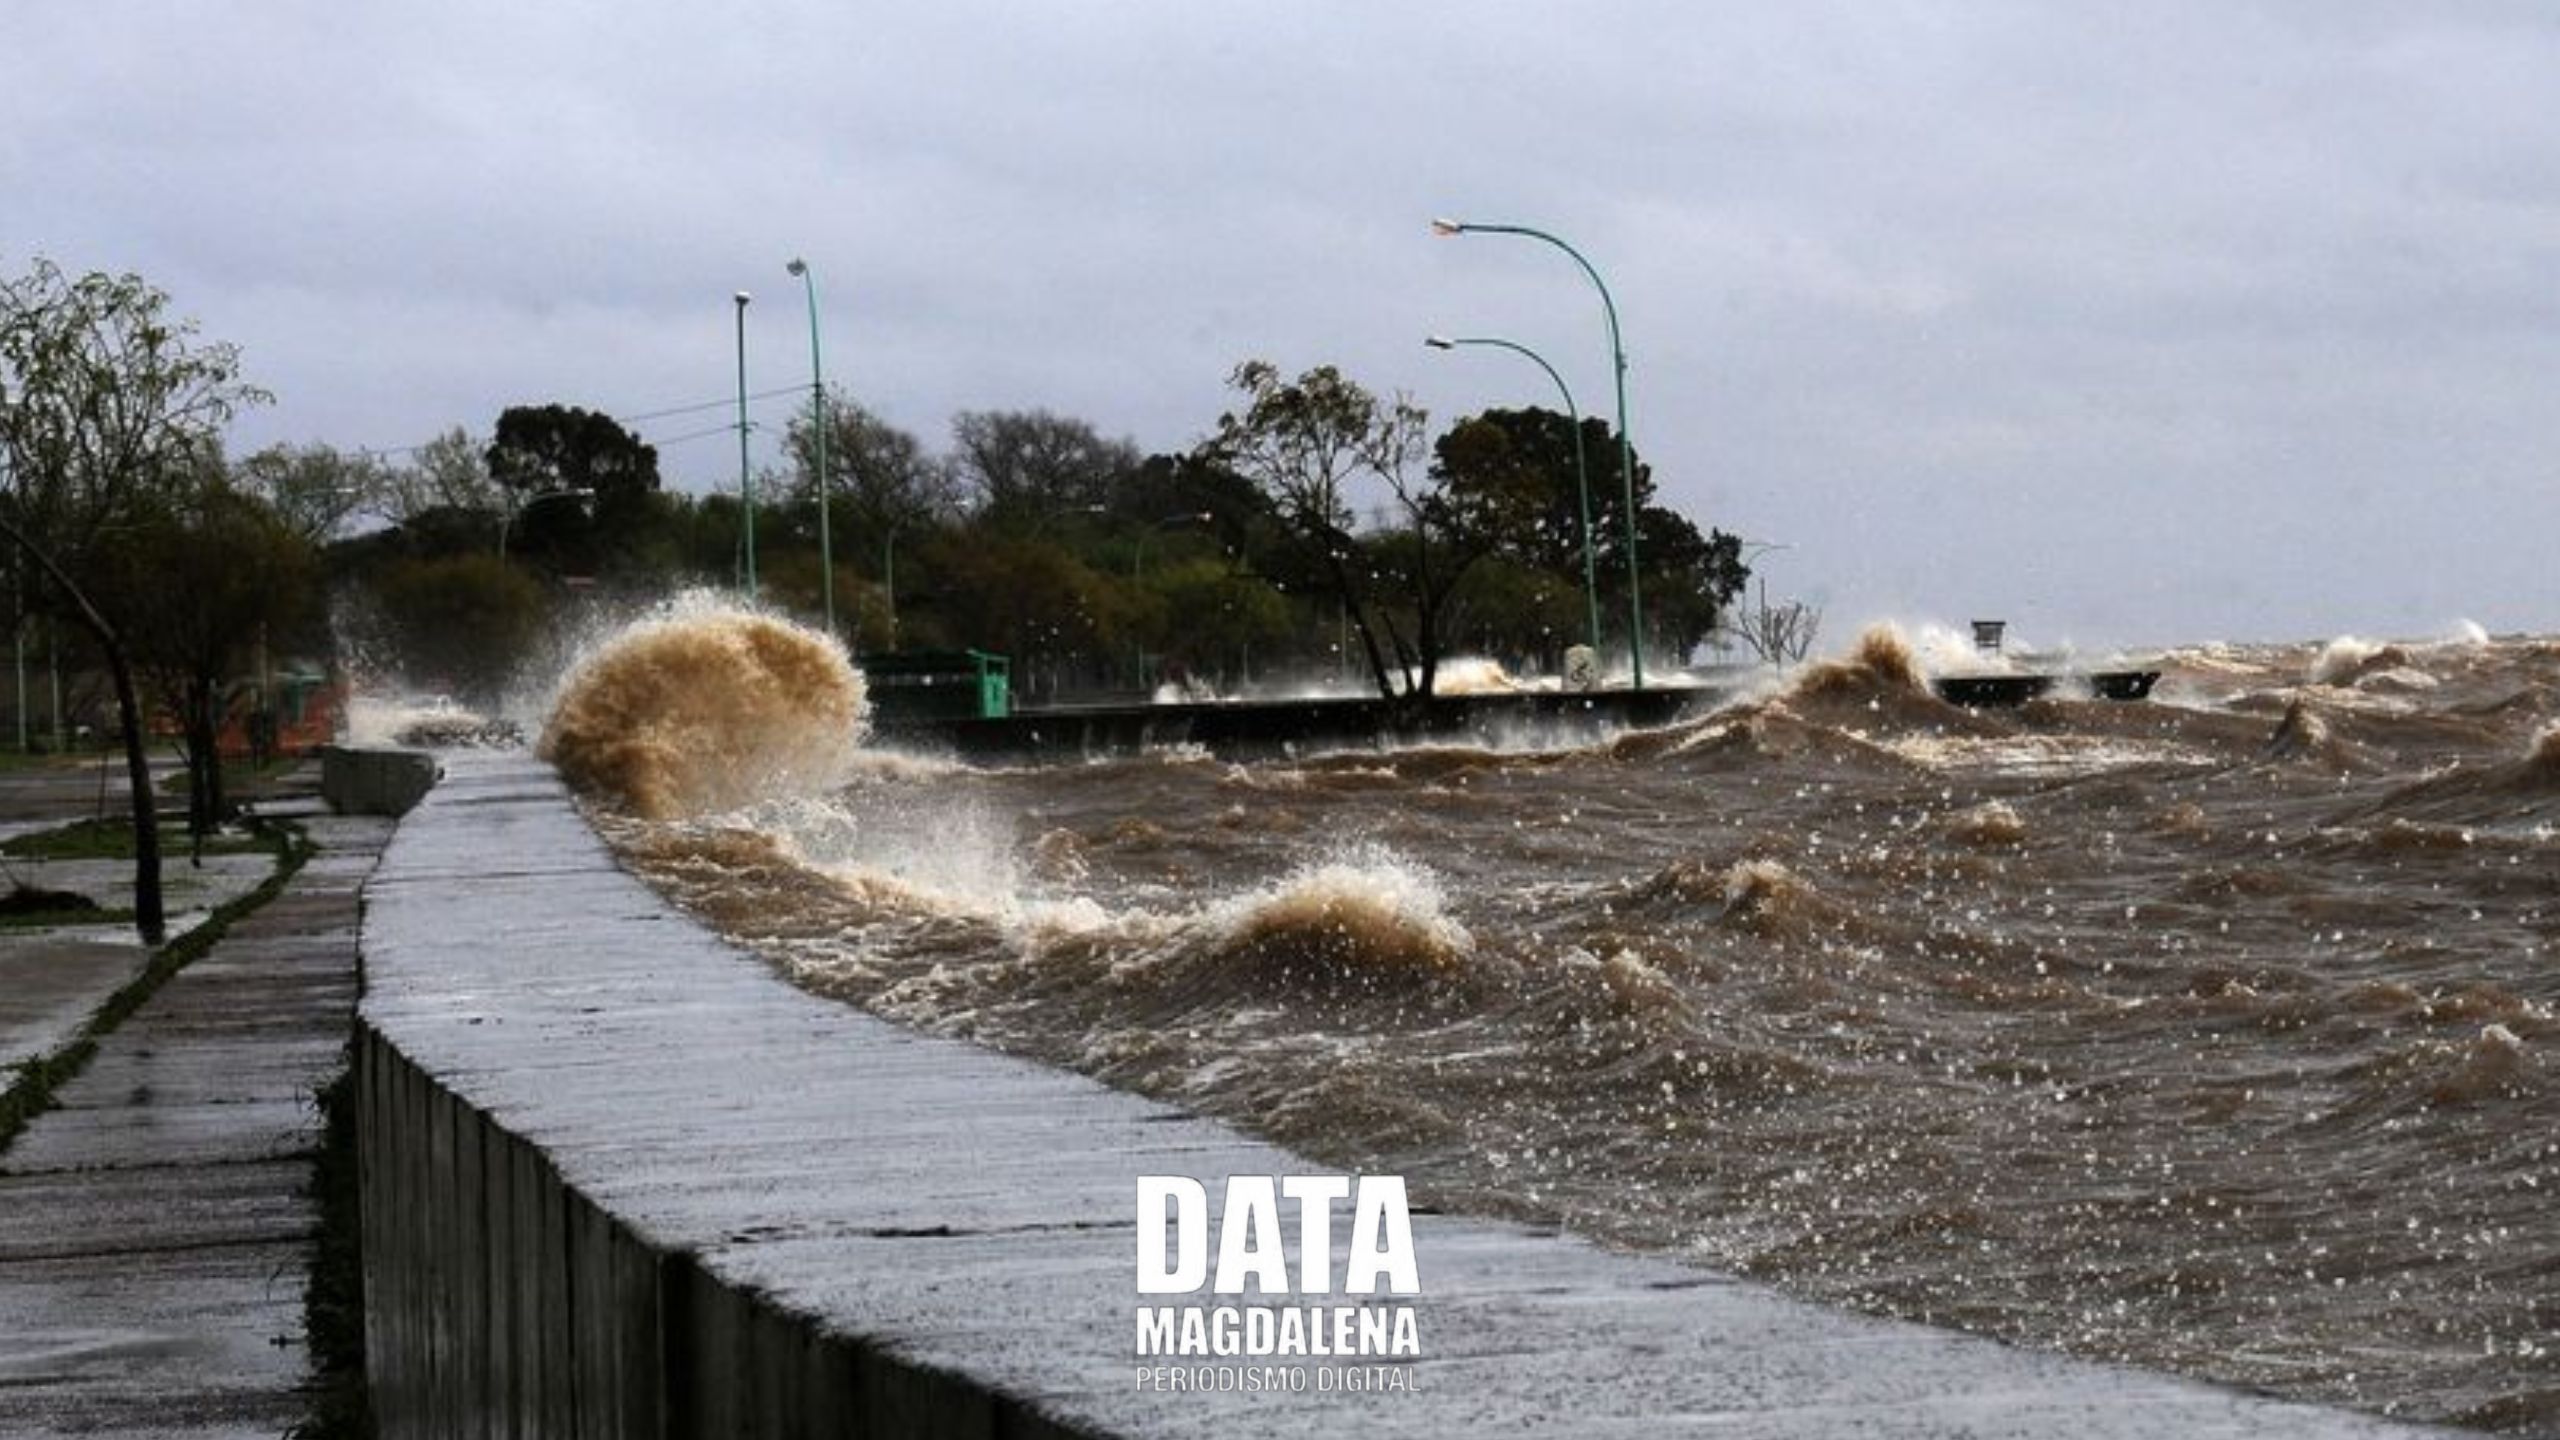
734 290 752 305
1424 335 1455 350
1429 217 1466 237
786 258 807 277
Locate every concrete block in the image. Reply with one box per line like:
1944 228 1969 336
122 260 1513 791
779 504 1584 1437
321 746 441 818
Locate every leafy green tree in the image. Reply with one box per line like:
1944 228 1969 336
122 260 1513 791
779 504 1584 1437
1143 557 1292 689
1433 409 1603 580
1440 555 1588 668
1121 451 1283 567
1435 406 1747 669
914 533 1137 699
1199 361 1419 699
99 475 324 835
0 258 269 943
360 553 547 707
485 404 657 577
486 403 657 502
1634 507 1747 661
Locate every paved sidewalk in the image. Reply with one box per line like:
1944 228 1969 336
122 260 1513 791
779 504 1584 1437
0 804 393 1437
0 853 282 1078
0 761 280 1075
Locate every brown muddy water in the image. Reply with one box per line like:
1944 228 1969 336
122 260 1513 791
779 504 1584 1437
543 605 2559 1432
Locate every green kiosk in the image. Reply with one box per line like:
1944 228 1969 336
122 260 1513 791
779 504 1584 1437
860 649 1012 724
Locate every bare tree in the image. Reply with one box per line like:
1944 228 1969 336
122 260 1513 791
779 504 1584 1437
0 258 269 944
376 426 501 524
1734 598 1823 666
783 392 959 537
235 440 382 543
950 408 1141 528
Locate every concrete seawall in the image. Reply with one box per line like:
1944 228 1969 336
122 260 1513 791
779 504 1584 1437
877 686 1719 763
357 751 2431 1437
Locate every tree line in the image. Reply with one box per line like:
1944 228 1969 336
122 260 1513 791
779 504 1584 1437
320 370 1755 708
2 257 1766 936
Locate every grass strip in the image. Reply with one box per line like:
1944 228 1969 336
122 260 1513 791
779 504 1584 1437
3 815 279 861
0 817 311 1156
0 906 137 931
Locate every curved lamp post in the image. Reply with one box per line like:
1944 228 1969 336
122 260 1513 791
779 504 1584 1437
1425 335 1602 660
1131 510 1215 581
733 290 757 597
1738 538 1794 589
1433 217 1645 689
785 258 835 638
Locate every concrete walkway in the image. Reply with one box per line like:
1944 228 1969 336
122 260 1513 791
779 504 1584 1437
0 802 392 1437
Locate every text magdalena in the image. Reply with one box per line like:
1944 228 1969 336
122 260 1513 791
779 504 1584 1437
1134 1176 1422 1363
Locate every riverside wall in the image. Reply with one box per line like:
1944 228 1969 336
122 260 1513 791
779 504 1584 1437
355 750 2428 1438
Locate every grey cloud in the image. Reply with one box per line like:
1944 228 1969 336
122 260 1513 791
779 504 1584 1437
10 0 2557 646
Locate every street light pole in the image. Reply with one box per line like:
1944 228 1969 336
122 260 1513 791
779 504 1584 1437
733 290 756 598
1433 218 1645 689
1425 335 1602 661
786 259 834 639
882 526 898 646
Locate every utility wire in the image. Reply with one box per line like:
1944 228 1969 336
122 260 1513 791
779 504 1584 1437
647 420 751 448
353 384 812 463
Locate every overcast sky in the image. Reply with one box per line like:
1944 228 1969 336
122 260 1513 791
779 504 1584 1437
11 1 2556 651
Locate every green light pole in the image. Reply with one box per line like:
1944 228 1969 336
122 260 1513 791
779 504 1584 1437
733 290 757 597
1425 334 1601 660
882 526 899 646
786 258 835 638
1433 218 1645 689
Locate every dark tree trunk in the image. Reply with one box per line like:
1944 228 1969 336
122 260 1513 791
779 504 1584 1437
182 678 223 842
1316 544 1399 702
0 513 165 944
105 637 166 943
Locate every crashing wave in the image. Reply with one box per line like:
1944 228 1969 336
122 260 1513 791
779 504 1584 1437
540 599 868 819
1206 849 1473 979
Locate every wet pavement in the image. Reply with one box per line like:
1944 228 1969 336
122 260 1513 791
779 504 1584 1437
0 766 392 1438
0 766 289 1075
0 755 132 834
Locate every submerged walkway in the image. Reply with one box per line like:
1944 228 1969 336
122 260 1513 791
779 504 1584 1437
0 801 391 1437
